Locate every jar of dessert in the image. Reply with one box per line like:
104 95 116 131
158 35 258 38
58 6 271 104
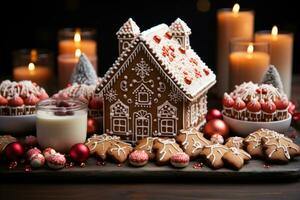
36 98 87 152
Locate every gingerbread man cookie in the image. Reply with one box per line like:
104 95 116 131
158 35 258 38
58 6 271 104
153 138 183 165
0 135 17 153
200 143 229 169
225 137 244 149
262 133 300 163
244 129 277 158
176 128 211 159
107 141 133 163
223 147 251 170
85 134 119 160
135 137 157 160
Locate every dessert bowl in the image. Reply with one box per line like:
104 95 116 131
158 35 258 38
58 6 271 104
0 114 36 135
222 112 292 137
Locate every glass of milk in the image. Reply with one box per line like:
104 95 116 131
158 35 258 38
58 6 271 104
36 98 87 152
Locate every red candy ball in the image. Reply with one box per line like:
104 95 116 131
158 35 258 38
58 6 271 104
203 119 229 139
206 109 222 121
69 143 90 163
5 142 24 161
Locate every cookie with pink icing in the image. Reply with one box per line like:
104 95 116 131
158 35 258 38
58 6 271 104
43 147 56 159
46 153 66 169
170 152 190 168
27 147 42 160
129 150 149 167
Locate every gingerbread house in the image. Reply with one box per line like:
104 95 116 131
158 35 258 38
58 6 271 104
95 18 216 143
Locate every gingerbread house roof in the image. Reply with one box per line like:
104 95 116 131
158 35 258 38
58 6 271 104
116 18 140 37
97 23 216 101
169 18 191 35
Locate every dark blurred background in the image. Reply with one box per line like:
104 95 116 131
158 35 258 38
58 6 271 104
0 0 299 78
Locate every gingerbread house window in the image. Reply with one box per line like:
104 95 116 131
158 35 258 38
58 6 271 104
133 83 153 107
110 100 129 135
157 101 177 136
122 41 130 49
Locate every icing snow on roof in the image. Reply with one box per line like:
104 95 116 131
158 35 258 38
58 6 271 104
140 24 215 98
116 18 140 36
169 18 191 35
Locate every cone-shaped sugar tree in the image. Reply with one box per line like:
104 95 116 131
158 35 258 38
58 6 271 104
261 65 284 93
70 53 98 85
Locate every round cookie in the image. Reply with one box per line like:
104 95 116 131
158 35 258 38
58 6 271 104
129 150 149 167
170 152 190 168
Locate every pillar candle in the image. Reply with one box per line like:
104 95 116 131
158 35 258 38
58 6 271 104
217 4 254 95
255 26 293 97
13 63 53 87
229 44 270 89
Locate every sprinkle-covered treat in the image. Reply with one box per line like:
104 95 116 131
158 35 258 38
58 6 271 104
129 150 149 167
46 153 66 169
170 152 190 168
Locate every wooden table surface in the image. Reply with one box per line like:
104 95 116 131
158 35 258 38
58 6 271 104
1 76 300 200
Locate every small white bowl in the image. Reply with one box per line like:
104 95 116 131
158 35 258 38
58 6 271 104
0 114 36 135
223 113 292 137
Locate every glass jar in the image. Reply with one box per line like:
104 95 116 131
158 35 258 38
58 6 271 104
229 39 270 90
36 98 87 152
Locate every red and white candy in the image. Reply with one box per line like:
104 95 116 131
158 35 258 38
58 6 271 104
46 153 66 169
43 147 56 159
30 153 45 168
26 147 42 160
170 152 190 168
129 150 149 167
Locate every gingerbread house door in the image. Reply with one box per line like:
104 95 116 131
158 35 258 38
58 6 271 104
133 110 152 141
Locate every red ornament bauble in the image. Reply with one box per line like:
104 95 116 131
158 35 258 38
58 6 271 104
203 119 229 139
69 143 90 163
5 142 25 161
87 118 97 134
288 101 296 115
206 109 222 121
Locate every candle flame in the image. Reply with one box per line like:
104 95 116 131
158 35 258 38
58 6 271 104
74 32 81 43
247 44 254 54
30 49 38 63
232 3 240 13
272 25 278 36
28 63 35 71
75 48 81 58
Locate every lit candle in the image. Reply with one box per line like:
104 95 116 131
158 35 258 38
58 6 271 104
13 49 53 88
58 29 97 57
255 26 293 97
217 4 254 95
58 49 97 88
229 43 270 89
13 62 52 86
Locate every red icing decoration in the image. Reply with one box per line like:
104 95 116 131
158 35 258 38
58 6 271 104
247 99 261 112
233 98 246 110
203 68 210 76
24 94 40 105
184 76 192 85
0 95 8 106
261 100 276 113
8 95 24 107
169 46 175 52
164 31 173 39
153 35 161 43
194 68 202 78
179 47 186 54
189 58 198 65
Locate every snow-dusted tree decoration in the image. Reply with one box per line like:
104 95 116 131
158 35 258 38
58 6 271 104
70 53 98 85
261 65 284 93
